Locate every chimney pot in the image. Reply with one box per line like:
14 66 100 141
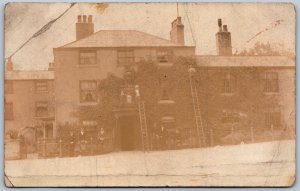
223 25 228 32
6 57 13 71
83 15 87 23
177 17 182 24
77 15 82 23
88 15 92 23
218 19 222 27
218 18 222 32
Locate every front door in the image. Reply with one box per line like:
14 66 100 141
119 116 140 151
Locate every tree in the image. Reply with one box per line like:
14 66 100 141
237 42 294 59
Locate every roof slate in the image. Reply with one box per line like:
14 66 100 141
59 30 183 48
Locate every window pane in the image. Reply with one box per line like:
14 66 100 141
222 73 234 93
36 81 48 92
80 81 97 103
157 50 172 63
118 50 134 65
36 102 48 117
79 52 96 65
263 72 278 93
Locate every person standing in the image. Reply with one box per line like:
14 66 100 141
79 127 86 155
160 124 167 150
97 127 105 154
69 132 76 157
135 85 140 101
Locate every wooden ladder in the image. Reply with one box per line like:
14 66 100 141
138 100 149 151
189 74 206 147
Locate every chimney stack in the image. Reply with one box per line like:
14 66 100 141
48 62 54 71
6 57 13 71
170 17 184 45
216 19 232 56
76 15 94 40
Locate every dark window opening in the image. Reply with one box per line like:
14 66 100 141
265 112 281 128
80 81 97 103
35 81 48 93
157 49 172 63
222 72 235 94
263 72 279 93
79 52 96 65
36 102 48 117
118 50 134 65
221 111 240 123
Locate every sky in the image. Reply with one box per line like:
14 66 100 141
5 3 295 70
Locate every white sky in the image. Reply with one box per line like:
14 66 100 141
5 3 295 70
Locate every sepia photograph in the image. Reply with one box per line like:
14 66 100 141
4 2 295 187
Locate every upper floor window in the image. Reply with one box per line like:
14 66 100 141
80 80 97 103
265 111 281 128
221 111 239 123
82 120 98 127
35 81 48 93
35 101 48 117
118 50 134 65
263 72 279 93
5 102 13 120
79 52 96 65
5 81 13 94
157 49 172 63
222 72 235 94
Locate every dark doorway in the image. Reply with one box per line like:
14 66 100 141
45 122 53 139
119 116 140 151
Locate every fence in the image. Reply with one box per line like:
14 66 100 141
33 125 294 158
37 136 114 158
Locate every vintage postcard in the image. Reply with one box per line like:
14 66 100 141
4 2 295 187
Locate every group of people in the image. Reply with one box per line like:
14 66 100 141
67 127 106 157
151 125 182 150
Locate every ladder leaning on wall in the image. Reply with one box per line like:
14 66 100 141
137 100 150 151
189 69 206 147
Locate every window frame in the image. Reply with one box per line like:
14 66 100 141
265 111 281 128
35 80 48 93
79 80 98 103
221 72 236 94
79 50 97 66
156 49 173 63
263 72 279 93
117 49 134 65
35 101 49 118
221 111 240 123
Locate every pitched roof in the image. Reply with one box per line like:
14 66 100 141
59 30 184 48
196 56 295 68
5 71 54 80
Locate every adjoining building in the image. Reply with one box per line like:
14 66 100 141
5 59 55 159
